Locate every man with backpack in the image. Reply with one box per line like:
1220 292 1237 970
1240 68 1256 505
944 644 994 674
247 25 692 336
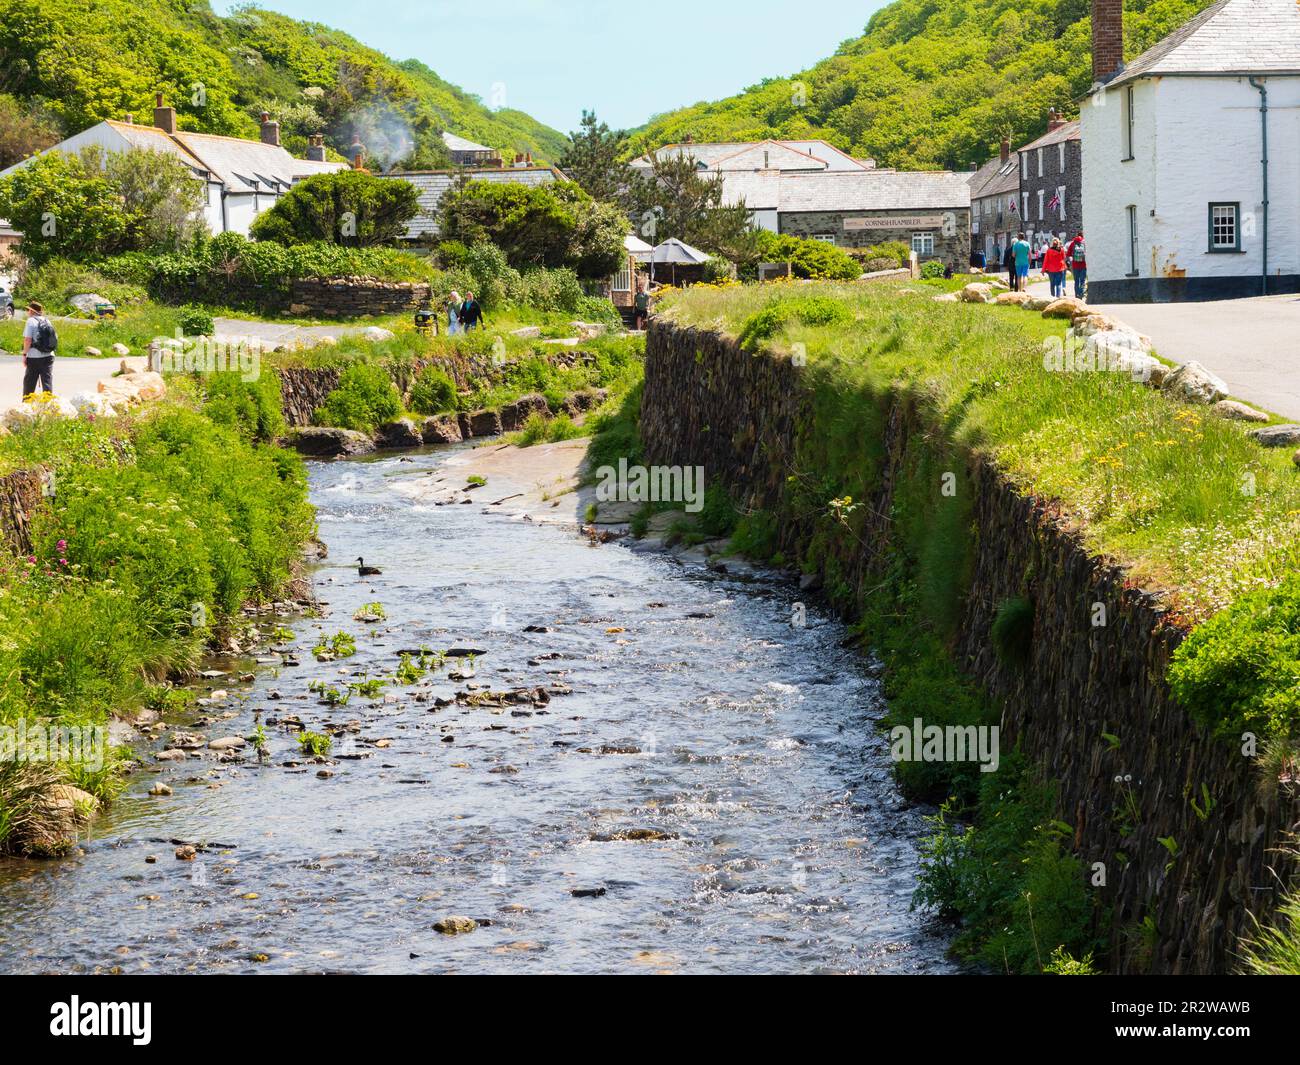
21 301 57 398
1065 231 1087 301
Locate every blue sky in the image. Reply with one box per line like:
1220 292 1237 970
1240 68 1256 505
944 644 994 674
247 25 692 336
214 0 888 132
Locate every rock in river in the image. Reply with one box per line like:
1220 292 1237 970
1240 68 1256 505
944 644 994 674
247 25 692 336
433 915 478 935
289 427 376 458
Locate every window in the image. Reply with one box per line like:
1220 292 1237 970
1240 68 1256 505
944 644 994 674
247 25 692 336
1037 148 1043 177
811 234 836 243
1057 186 1066 222
611 264 631 292
1037 189 1044 220
1021 154 1028 179
1058 142 1066 173
910 232 934 256
1126 205 1139 276
1122 85 1135 161
1208 203 1241 252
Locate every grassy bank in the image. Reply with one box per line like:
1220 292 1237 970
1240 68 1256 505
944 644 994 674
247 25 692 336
0 375 314 854
604 279 1300 971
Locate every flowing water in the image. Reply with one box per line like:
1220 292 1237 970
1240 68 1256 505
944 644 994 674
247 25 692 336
0 445 953 974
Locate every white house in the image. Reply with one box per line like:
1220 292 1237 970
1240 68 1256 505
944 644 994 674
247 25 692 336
0 96 346 238
1081 0 1300 301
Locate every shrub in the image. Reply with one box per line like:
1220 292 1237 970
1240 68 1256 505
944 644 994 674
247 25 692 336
1168 573 1300 740
748 231 860 281
408 365 458 415
314 362 403 430
201 370 287 443
16 258 149 316
991 596 1035 669
250 170 419 247
921 260 947 279
177 305 215 335
738 295 854 350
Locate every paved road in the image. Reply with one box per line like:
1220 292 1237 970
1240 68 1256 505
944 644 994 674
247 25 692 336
0 353 147 412
1025 280 1300 420
212 317 372 344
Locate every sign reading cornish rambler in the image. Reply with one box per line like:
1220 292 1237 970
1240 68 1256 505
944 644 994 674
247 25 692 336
844 215 945 231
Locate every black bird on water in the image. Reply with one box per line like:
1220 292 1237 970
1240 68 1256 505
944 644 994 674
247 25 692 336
356 557 382 576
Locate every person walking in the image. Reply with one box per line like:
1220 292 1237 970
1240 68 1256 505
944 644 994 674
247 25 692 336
1043 238 1067 299
1002 242 1018 291
1065 231 1087 301
21 300 57 399
633 282 650 330
446 291 463 336
459 291 485 331
1011 232 1031 293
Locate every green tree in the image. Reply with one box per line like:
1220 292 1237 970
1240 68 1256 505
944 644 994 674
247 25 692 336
0 151 128 266
0 93 59 170
102 148 207 252
249 170 419 246
559 110 630 203
625 153 758 262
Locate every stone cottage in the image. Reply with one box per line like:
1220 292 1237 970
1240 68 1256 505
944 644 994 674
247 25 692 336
1018 111 1083 261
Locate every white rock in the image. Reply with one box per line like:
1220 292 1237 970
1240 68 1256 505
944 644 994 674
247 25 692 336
362 326 395 343
84 346 102 357
1213 400 1269 423
68 293 110 315
958 282 994 304
1163 361 1230 404
110 343 130 356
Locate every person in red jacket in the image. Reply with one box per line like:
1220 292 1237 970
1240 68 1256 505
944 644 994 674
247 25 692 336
1064 231 1087 300
1043 238 1067 299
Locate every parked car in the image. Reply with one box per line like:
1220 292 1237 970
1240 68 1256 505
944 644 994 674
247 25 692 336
0 283 12 319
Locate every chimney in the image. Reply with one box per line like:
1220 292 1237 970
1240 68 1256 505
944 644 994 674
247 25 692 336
683 134 694 144
123 113 134 125
260 111 281 147
1092 0 1124 83
350 134 365 170
153 93 176 134
1047 107 1067 132
306 134 326 162
1000 136 1010 164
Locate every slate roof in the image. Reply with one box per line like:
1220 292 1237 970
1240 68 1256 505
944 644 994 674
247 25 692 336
1018 119 1081 152
172 130 343 193
717 169 969 213
632 138 873 173
968 155 1020 202
380 166 565 240
1109 0 1300 86
441 131 495 153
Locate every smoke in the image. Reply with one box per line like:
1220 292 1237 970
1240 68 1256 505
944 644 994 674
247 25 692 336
341 101 415 172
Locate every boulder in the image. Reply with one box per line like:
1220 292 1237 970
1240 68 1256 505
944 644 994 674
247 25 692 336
468 409 503 437
1041 296 1089 320
110 342 130 357
457 412 474 439
510 326 542 339
421 414 463 445
433 916 478 935
570 387 608 412
129 370 166 401
1023 296 1054 311
568 320 607 339
362 326 396 343
994 291 1032 305
289 426 376 457
376 417 423 448
1162 361 1230 405
84 346 102 357
1213 400 1269 423
931 292 959 303
1249 424 1300 448
958 282 994 304
68 293 110 315
1072 313 1118 336
23 782 99 855
500 393 550 431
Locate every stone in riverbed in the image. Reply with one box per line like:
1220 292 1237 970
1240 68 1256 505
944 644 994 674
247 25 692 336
499 393 549 431
1250 424 1300 447
468 409 503 437
421 414 462 445
289 427 375 457
433 915 478 935
376 417 423 449
209 736 246 750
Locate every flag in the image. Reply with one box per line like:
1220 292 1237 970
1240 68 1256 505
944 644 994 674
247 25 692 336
1009 197 1018 213
1047 191 1062 212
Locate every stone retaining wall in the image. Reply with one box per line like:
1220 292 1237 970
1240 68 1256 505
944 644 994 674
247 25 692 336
640 317 1300 974
288 277 432 318
0 468 46 554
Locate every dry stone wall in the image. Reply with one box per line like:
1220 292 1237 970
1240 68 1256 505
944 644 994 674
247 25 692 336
641 317 1300 974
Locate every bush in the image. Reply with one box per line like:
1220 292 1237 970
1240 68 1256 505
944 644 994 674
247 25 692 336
738 294 854 350
178 305 215 335
200 370 287 443
249 170 419 246
16 258 149 316
748 231 860 281
991 596 1035 669
1168 573 1300 740
314 362 403 430
920 260 947 279
408 365 458 415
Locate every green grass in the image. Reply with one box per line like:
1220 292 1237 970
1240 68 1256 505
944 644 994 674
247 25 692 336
659 282 1300 624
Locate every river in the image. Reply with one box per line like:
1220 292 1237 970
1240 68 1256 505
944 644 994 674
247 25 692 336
0 443 953 974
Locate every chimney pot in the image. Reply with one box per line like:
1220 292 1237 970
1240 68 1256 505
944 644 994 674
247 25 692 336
1000 137 1010 164
1092 0 1124 83
124 113 133 125
305 134 326 162
260 112 281 147
153 95 176 134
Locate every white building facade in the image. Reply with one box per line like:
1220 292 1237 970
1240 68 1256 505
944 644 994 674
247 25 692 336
1082 0 1300 301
